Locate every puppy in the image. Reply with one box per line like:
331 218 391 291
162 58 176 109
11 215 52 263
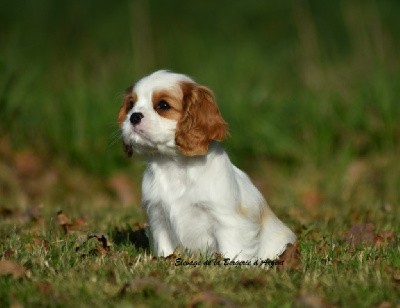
118 70 296 260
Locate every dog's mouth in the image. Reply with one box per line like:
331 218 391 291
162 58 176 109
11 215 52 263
121 124 178 157
121 135 160 157
123 142 133 157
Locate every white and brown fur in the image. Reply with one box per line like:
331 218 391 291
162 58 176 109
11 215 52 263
118 70 296 260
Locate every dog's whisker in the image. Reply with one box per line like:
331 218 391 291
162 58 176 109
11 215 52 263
107 128 123 148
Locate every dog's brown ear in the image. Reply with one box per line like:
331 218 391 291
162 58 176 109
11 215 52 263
118 86 135 157
175 83 228 156
118 86 136 127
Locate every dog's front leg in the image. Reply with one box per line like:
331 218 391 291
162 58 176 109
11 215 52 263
146 204 177 257
213 214 259 260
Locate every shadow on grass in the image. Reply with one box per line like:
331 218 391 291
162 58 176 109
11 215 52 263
111 225 150 252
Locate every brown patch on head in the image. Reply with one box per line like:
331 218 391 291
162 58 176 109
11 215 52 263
175 82 228 156
117 86 136 127
152 88 183 121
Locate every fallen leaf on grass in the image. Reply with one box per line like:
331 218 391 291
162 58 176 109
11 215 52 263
31 237 49 251
375 230 396 248
2 248 15 259
56 210 87 234
277 242 301 271
188 291 236 308
345 223 397 248
56 210 70 226
119 277 170 298
345 223 376 247
88 233 112 255
76 233 112 256
0 260 26 279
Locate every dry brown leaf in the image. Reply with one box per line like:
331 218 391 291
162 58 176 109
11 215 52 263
2 248 16 259
56 210 71 226
88 233 112 255
56 210 73 234
0 260 26 279
345 223 376 247
56 211 87 234
375 230 396 248
277 242 301 271
345 223 397 248
188 291 236 308
76 233 112 257
32 237 49 251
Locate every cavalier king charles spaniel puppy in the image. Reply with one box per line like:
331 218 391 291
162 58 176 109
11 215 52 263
118 70 296 261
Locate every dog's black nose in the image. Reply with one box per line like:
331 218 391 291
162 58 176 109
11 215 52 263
130 112 144 125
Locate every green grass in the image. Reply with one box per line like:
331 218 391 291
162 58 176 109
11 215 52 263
1 0 399 171
1 0 400 306
0 156 399 306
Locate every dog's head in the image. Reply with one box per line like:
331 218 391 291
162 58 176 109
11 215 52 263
118 70 228 157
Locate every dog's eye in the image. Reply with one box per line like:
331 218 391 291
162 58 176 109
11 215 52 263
127 100 134 111
125 97 135 113
155 100 171 111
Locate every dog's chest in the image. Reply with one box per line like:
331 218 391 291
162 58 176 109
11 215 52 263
145 160 209 203
143 161 216 249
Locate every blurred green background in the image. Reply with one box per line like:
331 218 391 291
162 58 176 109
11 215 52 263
1 0 399 198
1 3 399 305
